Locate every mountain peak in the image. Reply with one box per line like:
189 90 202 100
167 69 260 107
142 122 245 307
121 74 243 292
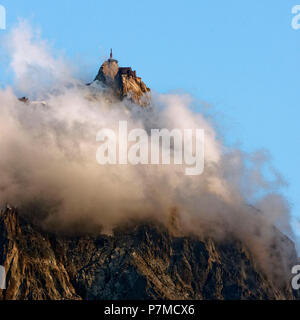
93 51 150 106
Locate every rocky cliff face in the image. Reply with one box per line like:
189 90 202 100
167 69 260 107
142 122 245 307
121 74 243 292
0 208 79 300
0 208 298 300
93 54 150 106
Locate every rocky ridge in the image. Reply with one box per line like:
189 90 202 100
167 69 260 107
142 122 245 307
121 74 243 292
0 208 298 300
93 50 150 106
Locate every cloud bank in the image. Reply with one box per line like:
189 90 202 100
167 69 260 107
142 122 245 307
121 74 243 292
0 22 296 281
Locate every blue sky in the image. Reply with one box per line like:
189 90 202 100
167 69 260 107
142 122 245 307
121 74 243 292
0 0 300 233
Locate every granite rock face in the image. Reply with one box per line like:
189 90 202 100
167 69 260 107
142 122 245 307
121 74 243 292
0 208 298 300
93 53 150 106
0 208 79 300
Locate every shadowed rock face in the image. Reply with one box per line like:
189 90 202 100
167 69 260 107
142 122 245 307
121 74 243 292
0 208 298 300
94 57 150 106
